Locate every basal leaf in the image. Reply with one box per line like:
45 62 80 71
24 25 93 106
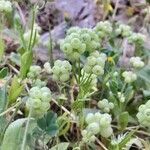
20 51 33 79
8 75 24 105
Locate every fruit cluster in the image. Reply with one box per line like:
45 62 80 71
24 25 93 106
52 60 72 82
130 57 144 68
98 99 114 113
122 71 137 83
137 100 150 127
83 51 107 76
94 21 112 38
60 27 100 60
26 86 51 117
82 112 113 142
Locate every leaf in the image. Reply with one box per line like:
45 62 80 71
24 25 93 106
20 51 33 79
0 85 7 113
8 75 24 105
0 67 8 79
118 112 129 130
49 142 69 150
57 115 70 136
9 52 21 66
0 117 8 141
37 111 58 136
1 118 35 150
119 129 137 149
17 47 26 55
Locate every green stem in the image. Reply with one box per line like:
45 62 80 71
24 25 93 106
48 23 54 67
77 59 81 84
28 8 35 51
72 64 79 84
21 107 33 150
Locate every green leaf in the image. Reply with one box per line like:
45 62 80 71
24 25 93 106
8 75 24 105
37 111 58 136
0 67 8 79
0 117 8 141
1 118 34 150
49 142 69 150
9 52 21 66
118 112 129 130
119 130 137 149
20 51 33 79
0 85 7 113
17 47 26 55
57 115 70 136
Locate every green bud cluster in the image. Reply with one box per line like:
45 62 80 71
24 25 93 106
115 24 132 37
82 112 113 142
122 71 137 83
83 51 107 76
137 100 150 127
32 79 46 88
128 33 145 45
93 21 112 38
0 0 12 13
98 99 114 113
60 27 100 60
52 60 72 82
80 28 100 53
27 65 42 79
130 57 144 68
26 86 51 117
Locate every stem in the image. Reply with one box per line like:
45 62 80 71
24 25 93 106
0 102 22 143
28 8 36 51
72 64 79 84
48 23 54 67
77 59 81 84
21 107 33 150
95 138 108 150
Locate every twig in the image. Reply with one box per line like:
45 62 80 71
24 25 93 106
95 138 108 150
52 98 76 121
0 101 22 117
8 64 19 74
